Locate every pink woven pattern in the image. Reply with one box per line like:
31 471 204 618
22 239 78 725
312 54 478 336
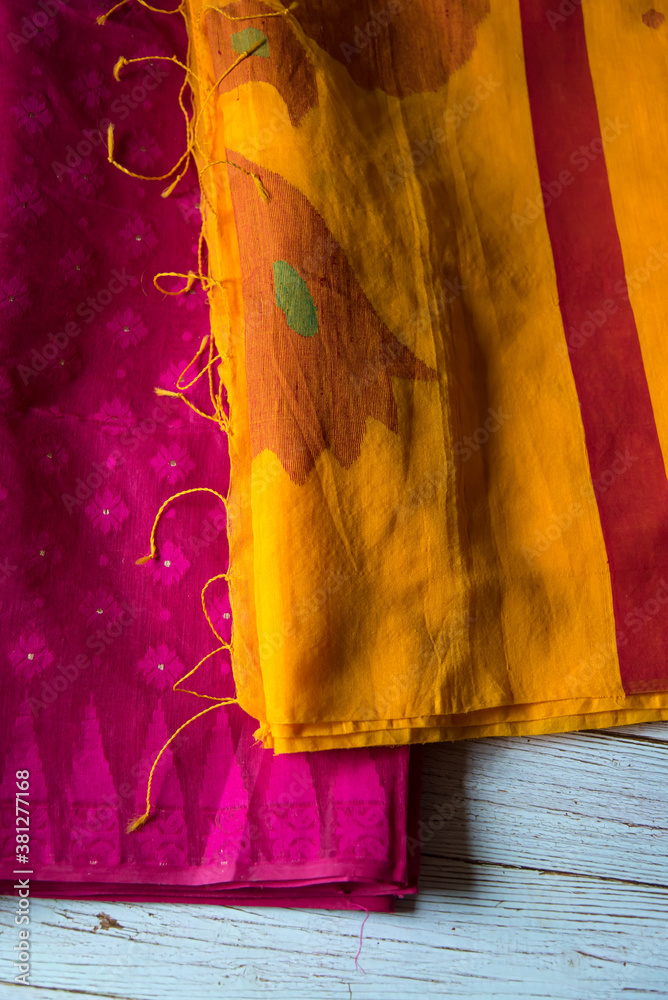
0 0 419 908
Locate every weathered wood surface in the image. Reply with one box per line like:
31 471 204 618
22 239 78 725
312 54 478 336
2 724 667 999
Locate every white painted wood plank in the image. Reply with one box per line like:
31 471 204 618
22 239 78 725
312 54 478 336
1 859 667 1000
602 722 668 740
420 729 668 885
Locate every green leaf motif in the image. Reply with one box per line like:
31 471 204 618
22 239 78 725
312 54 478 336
273 261 319 338
230 27 269 58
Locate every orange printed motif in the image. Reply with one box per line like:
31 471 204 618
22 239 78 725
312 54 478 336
205 0 318 126
296 0 490 97
226 155 437 483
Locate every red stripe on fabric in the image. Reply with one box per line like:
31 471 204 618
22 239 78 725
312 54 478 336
519 0 668 693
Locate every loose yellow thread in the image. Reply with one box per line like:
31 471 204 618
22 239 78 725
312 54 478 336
97 0 130 24
173 645 231 700
201 572 232 643
155 387 222 424
126 697 236 832
194 37 269 156
106 51 201 197
152 270 197 296
176 336 223 392
153 266 225 297
112 56 128 81
185 323 231 435
129 483 233 832
150 335 227 426
198 0 297 33
113 53 196 82
200 158 270 201
109 0 274 832
161 175 182 199
107 122 191 185
252 174 271 201
204 322 230 431
98 0 185 24
136 487 228 565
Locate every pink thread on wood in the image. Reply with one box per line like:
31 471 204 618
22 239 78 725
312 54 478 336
351 902 370 973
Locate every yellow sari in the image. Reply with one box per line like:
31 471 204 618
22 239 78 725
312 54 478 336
183 0 668 751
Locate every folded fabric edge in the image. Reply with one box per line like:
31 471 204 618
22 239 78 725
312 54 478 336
258 702 668 752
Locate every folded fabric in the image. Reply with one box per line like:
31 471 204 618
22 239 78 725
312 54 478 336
180 0 668 751
0 0 419 908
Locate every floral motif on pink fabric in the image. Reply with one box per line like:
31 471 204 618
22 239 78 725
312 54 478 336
150 443 195 485
175 284 209 312
128 129 162 169
36 437 68 474
107 307 147 349
6 183 46 225
158 360 188 391
152 540 190 585
207 594 231 640
73 69 109 108
93 397 135 435
175 189 201 227
59 247 95 287
12 95 52 133
31 19 58 49
120 216 158 258
69 157 103 197
9 632 54 678
0 277 31 318
84 489 129 534
26 530 62 577
78 589 123 629
137 643 184 688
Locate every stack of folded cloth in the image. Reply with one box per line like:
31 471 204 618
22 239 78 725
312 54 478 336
0 0 418 909
3 0 668 909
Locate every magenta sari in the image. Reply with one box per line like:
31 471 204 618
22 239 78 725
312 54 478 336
0 0 419 909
